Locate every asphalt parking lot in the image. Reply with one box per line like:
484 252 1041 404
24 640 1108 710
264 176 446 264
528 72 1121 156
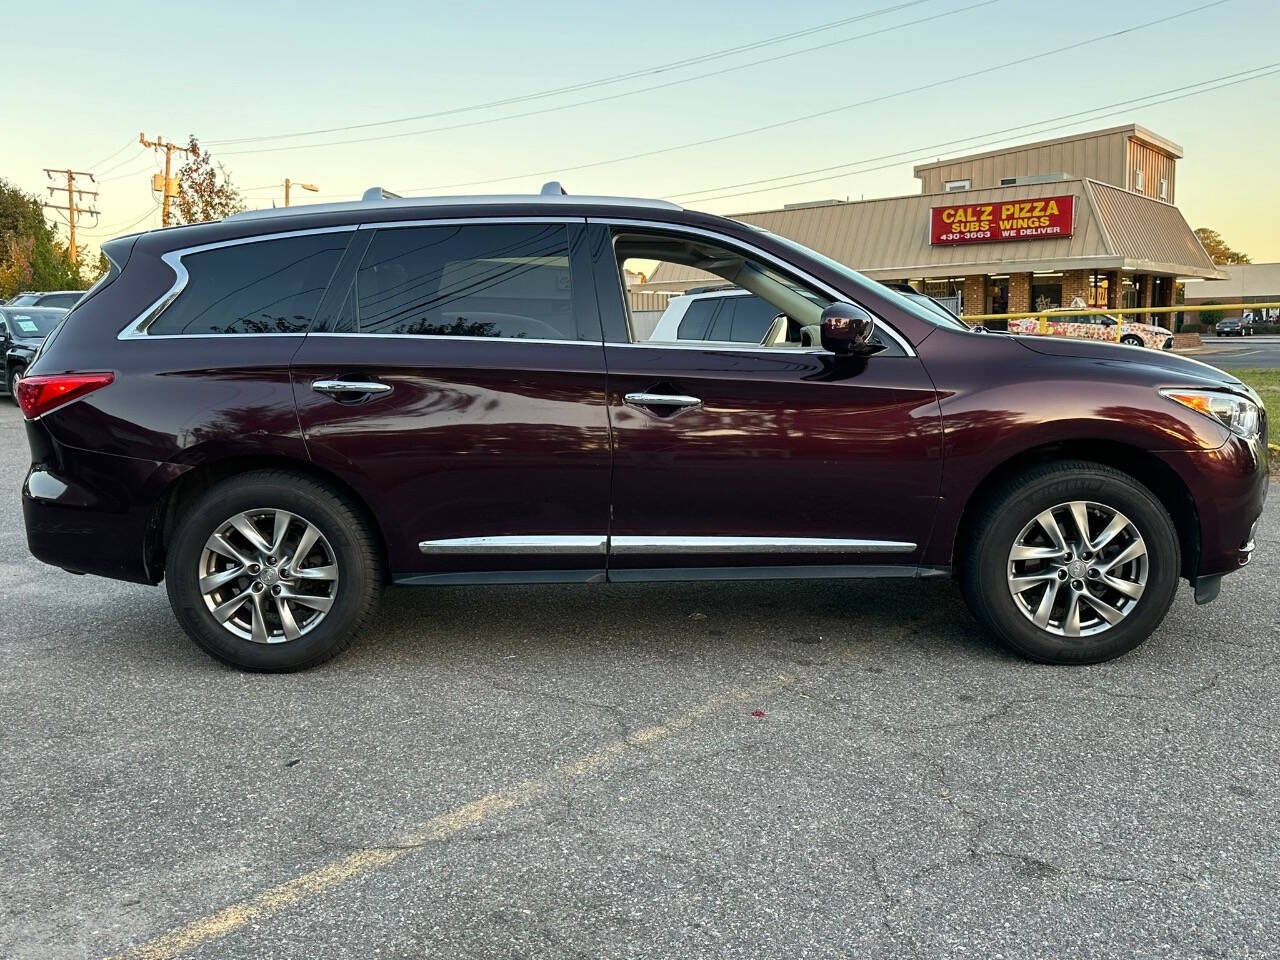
1 403 1277 960
1191 335 1280 370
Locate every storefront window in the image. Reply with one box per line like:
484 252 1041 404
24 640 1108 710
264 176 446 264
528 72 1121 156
1031 282 1062 311
1088 271 1110 308
987 276 1010 314
1120 276 1140 310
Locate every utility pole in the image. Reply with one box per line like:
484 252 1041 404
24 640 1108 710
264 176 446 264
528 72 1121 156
42 169 98 263
284 179 318 207
139 133 191 226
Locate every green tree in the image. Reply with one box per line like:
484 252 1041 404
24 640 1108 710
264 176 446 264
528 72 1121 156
170 137 245 226
1194 227 1251 265
0 178 89 299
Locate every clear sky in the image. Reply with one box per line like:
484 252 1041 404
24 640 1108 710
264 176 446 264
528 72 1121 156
4 0 1278 261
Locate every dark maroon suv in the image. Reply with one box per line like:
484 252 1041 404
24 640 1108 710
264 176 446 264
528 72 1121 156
18 186 1267 670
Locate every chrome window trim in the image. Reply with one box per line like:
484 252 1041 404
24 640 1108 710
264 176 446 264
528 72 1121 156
419 535 607 555
611 341 826 355
417 535 916 556
593 217 916 357
610 536 917 555
308 333 600 346
116 225 359 340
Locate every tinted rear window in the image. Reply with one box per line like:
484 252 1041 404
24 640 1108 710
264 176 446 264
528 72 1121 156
708 295 778 343
350 223 577 339
149 232 349 335
37 293 83 309
676 298 720 340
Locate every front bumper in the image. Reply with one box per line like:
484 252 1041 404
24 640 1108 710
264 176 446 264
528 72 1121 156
22 419 183 584
1157 432 1268 584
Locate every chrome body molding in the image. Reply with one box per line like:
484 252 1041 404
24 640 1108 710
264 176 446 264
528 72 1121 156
417 535 916 556
609 536 917 555
419 535 608 555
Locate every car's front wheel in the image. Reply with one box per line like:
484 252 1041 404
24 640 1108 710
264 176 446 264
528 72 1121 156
165 470 382 670
1120 334 1144 347
8 366 22 400
962 461 1179 664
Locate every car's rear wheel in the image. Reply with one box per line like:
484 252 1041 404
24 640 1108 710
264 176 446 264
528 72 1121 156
165 470 381 671
1120 334 1143 347
962 461 1179 664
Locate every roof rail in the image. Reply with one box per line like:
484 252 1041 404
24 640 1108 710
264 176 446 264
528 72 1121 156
223 182 680 223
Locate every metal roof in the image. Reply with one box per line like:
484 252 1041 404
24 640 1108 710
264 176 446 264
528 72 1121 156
648 178 1224 288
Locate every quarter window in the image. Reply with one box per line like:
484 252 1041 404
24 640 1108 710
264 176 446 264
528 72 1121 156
149 232 350 335
350 223 578 340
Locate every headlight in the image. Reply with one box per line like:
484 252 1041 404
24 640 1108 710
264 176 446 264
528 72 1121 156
1161 389 1262 439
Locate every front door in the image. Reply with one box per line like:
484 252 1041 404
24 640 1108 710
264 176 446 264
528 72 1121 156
291 219 612 583
594 223 943 579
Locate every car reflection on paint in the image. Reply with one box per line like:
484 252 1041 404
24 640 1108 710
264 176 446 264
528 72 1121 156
1008 301 1174 350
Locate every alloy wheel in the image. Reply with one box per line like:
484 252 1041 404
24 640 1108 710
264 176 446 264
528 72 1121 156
198 508 339 644
1006 500 1147 638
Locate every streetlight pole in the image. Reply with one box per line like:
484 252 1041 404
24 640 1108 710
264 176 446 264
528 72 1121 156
284 179 319 207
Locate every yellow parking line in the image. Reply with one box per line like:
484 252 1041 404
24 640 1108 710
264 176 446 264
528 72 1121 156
108 675 793 960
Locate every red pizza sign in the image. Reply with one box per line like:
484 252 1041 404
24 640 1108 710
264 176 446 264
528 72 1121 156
930 195 1075 245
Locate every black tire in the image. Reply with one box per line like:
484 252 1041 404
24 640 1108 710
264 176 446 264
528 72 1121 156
961 461 1180 665
8 367 21 400
1120 335 1143 347
165 470 382 671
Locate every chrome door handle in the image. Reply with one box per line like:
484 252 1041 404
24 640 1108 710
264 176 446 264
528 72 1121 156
624 392 701 410
312 379 393 397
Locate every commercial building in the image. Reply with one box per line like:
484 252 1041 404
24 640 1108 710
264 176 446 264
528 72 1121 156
644 125 1226 320
1183 263 1280 322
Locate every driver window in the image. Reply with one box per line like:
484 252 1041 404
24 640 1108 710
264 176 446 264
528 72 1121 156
616 230 830 349
347 223 583 340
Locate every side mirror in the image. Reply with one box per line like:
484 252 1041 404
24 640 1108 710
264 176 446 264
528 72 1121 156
820 302 883 356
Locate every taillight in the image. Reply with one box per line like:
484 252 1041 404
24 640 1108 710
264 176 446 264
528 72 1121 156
15 372 114 419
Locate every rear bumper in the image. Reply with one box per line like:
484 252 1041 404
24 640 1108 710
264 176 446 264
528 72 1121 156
22 420 181 584
1157 433 1268 582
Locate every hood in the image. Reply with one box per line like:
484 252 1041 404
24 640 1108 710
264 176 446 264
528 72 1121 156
1011 334 1241 388
8 336 45 350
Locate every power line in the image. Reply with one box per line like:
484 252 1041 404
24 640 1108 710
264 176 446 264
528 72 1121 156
86 137 137 171
218 0 998 157
80 198 162 238
207 0 942 147
97 155 160 183
391 0 1231 194
669 64 1280 204
95 148 150 178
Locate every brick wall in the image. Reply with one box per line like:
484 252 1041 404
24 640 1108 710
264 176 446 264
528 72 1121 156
1009 274 1031 313
1061 270 1091 306
962 276 986 316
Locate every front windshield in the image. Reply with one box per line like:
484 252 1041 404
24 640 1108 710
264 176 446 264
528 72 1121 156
1 309 63 336
760 230 972 332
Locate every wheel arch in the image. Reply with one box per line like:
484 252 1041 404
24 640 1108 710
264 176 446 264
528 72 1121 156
951 439 1199 581
144 454 391 584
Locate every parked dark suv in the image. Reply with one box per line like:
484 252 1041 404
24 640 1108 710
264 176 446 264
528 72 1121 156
18 186 1267 670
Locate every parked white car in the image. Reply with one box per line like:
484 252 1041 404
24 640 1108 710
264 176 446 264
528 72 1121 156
647 288 792 346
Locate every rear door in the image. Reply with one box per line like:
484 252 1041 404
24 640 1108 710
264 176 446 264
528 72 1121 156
291 218 612 583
